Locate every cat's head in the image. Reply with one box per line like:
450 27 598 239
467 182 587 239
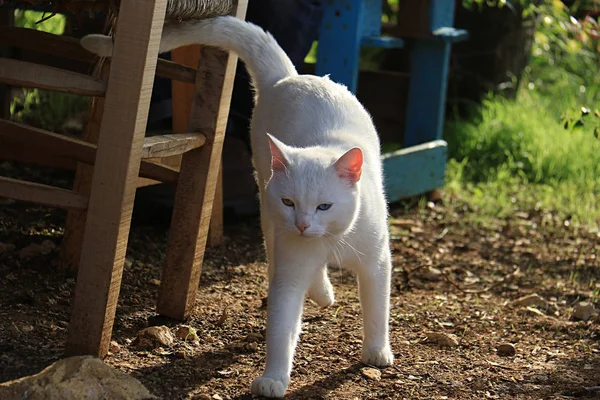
264 134 363 239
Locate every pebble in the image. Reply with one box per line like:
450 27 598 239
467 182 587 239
425 332 459 347
109 340 122 354
18 240 55 259
572 302 596 321
496 343 516 357
176 325 199 342
0 243 15 254
135 326 175 348
149 279 161 286
361 367 381 381
509 294 548 309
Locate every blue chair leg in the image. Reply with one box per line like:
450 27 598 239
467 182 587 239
404 39 452 147
316 0 365 93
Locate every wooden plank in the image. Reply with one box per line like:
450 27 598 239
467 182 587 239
0 119 97 162
0 119 179 183
0 26 95 63
66 0 168 357
382 140 447 202
0 176 88 209
0 138 77 170
0 8 14 119
155 58 196 84
156 0 247 320
0 27 196 83
403 39 451 146
0 58 107 96
142 133 206 158
316 0 365 93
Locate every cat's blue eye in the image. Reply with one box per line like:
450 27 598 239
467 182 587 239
282 198 295 207
317 203 332 211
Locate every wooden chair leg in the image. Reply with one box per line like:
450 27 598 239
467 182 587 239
156 1 246 319
60 94 104 271
208 166 223 247
66 0 168 357
171 45 224 247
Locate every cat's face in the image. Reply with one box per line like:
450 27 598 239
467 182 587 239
264 135 363 239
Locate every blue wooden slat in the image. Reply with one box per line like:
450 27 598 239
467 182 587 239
382 140 447 202
430 0 455 32
403 39 452 147
315 0 365 92
361 36 404 49
362 0 382 37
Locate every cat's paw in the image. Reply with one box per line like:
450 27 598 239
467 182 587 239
362 345 394 367
251 375 289 398
308 281 335 308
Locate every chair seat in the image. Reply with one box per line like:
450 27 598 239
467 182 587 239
5 0 233 20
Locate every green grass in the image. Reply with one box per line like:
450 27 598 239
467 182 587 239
444 88 600 228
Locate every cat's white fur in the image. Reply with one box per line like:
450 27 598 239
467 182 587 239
82 16 393 398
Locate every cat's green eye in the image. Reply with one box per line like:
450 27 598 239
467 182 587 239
282 198 295 207
317 203 332 211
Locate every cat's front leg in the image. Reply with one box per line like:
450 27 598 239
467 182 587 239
251 244 324 398
357 256 394 367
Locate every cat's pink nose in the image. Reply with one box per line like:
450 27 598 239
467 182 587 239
296 222 310 233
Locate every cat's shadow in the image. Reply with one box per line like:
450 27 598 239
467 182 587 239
232 363 364 400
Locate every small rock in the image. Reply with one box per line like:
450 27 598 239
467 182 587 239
572 302 596 321
135 326 175 349
18 243 44 260
361 367 381 381
0 243 16 254
0 356 156 399
212 395 223 400
245 332 263 343
176 326 199 342
109 341 122 354
149 279 161 286
423 266 443 280
41 240 56 253
225 341 258 353
510 294 548 309
174 351 187 359
425 332 459 347
497 343 516 357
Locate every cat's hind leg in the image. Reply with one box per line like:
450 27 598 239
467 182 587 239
308 265 335 307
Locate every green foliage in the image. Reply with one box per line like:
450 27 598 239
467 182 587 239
10 11 89 132
447 1 600 227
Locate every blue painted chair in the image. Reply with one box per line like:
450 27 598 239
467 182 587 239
316 0 467 202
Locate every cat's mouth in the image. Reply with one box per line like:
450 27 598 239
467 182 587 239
299 230 324 238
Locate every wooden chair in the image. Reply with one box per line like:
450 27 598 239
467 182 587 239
315 0 467 203
0 0 247 357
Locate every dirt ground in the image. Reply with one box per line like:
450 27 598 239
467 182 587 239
0 193 599 399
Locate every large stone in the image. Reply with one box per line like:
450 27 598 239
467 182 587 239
0 356 156 400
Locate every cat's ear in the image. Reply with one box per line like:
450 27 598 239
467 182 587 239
266 133 288 173
334 147 363 184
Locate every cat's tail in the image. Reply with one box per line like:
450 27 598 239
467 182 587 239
80 16 297 91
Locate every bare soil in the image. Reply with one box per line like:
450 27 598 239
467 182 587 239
0 196 599 399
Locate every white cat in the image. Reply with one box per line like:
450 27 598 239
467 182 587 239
82 16 394 398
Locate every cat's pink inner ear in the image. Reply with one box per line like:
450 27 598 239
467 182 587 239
267 134 287 172
334 147 363 184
